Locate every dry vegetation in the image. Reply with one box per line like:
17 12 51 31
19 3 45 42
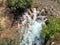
0 1 20 44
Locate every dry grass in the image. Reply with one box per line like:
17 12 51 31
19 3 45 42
0 16 20 45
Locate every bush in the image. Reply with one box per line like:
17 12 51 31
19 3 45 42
41 17 60 42
7 0 33 22
7 0 33 10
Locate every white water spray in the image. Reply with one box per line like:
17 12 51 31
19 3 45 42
19 8 46 45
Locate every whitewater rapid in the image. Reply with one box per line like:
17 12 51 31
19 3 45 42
19 8 46 45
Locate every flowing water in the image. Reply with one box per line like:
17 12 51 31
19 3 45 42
18 8 46 45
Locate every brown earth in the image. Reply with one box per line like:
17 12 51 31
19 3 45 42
33 0 60 18
0 0 60 45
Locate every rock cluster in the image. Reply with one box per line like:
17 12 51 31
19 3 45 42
33 0 60 18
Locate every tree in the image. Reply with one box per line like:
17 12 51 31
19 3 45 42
7 0 33 11
7 0 33 27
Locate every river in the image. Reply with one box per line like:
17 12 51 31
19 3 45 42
18 8 46 45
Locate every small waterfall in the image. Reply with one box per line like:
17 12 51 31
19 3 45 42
18 8 46 45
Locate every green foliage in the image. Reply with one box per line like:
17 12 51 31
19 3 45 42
0 39 19 45
7 0 33 10
42 17 60 39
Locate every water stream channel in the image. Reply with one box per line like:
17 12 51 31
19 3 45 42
18 8 47 45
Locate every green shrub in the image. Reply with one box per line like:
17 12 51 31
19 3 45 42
7 0 33 10
7 0 34 22
42 17 60 40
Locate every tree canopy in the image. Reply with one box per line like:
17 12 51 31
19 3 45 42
7 0 33 10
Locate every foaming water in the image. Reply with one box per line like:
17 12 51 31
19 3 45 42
19 8 46 45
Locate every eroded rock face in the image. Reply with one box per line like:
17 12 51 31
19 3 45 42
33 0 60 18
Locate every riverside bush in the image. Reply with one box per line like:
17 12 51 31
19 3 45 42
7 0 33 10
42 17 60 42
7 0 34 22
